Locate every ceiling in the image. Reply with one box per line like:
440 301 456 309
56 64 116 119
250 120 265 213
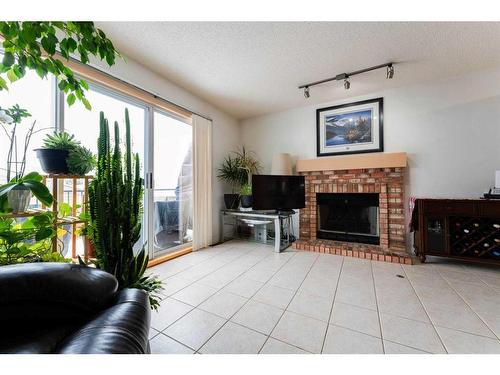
97 22 500 120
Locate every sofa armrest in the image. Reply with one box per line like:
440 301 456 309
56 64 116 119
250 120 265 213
56 288 151 354
0 263 118 321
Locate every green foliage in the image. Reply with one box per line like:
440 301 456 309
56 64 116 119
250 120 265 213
217 154 248 193
67 145 96 175
0 171 54 212
42 131 79 150
218 147 261 192
240 183 252 196
88 109 162 310
0 103 31 124
234 146 261 185
0 21 120 109
0 212 67 265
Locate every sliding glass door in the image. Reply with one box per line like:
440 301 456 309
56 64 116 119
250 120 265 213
150 110 193 258
64 83 193 260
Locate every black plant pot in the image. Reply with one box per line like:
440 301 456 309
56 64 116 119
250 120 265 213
240 195 252 209
35 149 70 174
224 194 240 209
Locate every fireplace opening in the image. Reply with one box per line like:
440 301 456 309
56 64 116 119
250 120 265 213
317 193 380 245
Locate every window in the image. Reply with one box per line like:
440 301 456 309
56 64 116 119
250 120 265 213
0 60 194 260
0 70 55 184
153 110 193 255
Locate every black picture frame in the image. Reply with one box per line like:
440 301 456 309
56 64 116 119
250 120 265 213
316 97 384 157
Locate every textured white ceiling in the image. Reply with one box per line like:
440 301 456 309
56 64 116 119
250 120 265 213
97 22 500 119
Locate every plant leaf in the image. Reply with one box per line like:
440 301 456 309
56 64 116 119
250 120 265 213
21 180 53 206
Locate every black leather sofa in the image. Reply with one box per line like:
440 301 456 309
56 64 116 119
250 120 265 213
0 263 151 354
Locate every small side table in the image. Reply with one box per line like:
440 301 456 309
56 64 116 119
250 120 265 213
220 209 294 252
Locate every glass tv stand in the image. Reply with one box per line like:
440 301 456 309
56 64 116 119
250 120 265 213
220 209 294 252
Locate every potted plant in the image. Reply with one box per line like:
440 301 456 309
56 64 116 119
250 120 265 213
0 104 54 212
86 110 162 310
217 154 246 209
36 132 79 174
235 147 261 210
240 183 253 209
0 172 53 213
67 145 96 175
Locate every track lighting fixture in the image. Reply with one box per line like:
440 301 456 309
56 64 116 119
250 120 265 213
299 62 395 98
303 86 310 98
386 64 394 79
343 77 350 90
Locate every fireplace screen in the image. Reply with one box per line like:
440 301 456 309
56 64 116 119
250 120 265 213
317 193 380 245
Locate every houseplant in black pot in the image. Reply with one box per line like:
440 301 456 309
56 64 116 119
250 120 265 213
217 154 246 209
36 132 79 174
235 147 261 210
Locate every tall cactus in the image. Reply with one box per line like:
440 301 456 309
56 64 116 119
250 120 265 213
88 109 162 309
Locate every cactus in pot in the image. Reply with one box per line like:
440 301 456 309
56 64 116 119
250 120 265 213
87 109 162 310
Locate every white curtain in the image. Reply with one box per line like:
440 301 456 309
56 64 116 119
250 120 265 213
192 114 213 250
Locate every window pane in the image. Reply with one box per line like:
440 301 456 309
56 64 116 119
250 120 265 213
153 111 193 255
0 70 54 184
64 85 147 257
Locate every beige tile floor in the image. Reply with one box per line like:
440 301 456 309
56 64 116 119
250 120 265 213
148 240 500 354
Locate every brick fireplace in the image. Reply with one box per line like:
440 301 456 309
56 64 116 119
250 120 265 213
292 152 413 264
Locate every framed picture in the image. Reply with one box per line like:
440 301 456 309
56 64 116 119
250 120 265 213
316 97 383 157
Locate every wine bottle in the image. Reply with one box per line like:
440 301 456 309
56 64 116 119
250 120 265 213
493 223 500 229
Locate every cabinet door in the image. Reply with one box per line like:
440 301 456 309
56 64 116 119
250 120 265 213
424 216 448 255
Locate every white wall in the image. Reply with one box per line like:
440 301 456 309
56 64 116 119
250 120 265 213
241 67 500 249
92 56 240 244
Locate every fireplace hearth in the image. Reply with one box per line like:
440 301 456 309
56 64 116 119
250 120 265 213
317 193 380 245
292 153 410 263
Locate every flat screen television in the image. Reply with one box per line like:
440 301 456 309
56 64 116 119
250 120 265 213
252 175 305 211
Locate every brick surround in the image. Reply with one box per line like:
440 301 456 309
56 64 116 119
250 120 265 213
293 166 413 264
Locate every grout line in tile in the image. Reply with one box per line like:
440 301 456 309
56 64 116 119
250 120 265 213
156 331 198 352
258 252 321 353
192 249 301 353
370 259 387 353
401 265 449 354
319 256 345 354
435 269 500 341
382 338 433 354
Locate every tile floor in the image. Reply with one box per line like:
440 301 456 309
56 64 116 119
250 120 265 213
147 240 500 354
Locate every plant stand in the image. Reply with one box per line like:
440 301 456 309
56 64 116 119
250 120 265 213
42 174 93 261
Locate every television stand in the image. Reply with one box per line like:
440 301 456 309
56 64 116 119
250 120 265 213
276 209 296 216
220 209 294 252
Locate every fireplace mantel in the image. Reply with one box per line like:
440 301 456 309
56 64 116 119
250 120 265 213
296 152 407 172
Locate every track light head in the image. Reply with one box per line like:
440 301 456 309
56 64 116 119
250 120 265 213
386 64 394 79
343 78 350 90
304 86 310 98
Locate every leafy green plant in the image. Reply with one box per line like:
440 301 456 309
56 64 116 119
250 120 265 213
217 154 247 193
0 212 67 265
87 109 162 310
67 145 96 175
234 146 261 185
0 171 53 212
0 21 120 109
240 183 252 196
42 131 79 150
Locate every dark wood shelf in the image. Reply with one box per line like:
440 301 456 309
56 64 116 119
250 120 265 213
412 198 500 265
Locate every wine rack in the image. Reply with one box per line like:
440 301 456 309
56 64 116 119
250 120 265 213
412 199 500 265
449 217 500 259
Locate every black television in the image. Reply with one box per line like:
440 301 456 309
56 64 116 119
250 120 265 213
252 175 305 212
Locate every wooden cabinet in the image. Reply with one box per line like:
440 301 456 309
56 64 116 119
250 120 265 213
412 199 500 265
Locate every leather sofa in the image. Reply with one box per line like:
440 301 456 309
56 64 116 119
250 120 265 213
0 263 151 354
